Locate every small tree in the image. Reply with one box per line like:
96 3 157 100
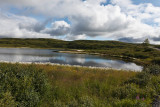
143 38 150 46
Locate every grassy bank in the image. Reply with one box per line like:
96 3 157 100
0 38 160 65
0 63 160 106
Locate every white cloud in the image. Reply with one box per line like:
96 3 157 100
0 0 160 43
41 21 70 36
154 18 160 26
0 11 51 38
70 4 131 37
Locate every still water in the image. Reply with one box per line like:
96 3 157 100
0 48 142 71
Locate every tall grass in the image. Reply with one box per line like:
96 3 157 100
0 63 159 106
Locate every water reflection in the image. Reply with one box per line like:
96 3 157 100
0 48 142 71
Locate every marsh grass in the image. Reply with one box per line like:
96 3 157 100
0 63 159 106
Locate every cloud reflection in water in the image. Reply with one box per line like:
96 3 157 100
0 48 142 71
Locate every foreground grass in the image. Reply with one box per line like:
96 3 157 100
0 63 160 106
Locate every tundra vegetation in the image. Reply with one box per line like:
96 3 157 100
0 63 160 106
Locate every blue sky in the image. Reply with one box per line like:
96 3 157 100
102 0 160 6
0 0 160 44
132 0 160 6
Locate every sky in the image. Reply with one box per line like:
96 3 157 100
0 0 160 44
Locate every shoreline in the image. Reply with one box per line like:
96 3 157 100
0 61 140 72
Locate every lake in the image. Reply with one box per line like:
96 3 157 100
0 48 142 71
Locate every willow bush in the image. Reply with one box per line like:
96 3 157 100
0 63 51 107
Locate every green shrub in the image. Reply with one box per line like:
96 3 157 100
113 99 147 107
134 53 149 59
52 100 66 107
67 99 78 107
152 57 160 64
150 76 160 94
0 64 51 107
144 64 160 75
78 96 95 107
143 47 153 52
125 72 151 87
0 91 17 107
111 84 138 99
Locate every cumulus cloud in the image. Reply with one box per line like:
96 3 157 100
0 11 69 38
41 21 70 36
70 5 131 37
19 18 52 32
0 0 160 43
0 11 51 38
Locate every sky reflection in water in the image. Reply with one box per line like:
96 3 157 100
0 48 142 71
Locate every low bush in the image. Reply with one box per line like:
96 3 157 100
152 57 160 64
113 99 147 107
144 64 160 75
134 53 149 59
78 96 95 107
0 63 51 107
125 72 151 87
111 84 138 99
0 91 17 107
